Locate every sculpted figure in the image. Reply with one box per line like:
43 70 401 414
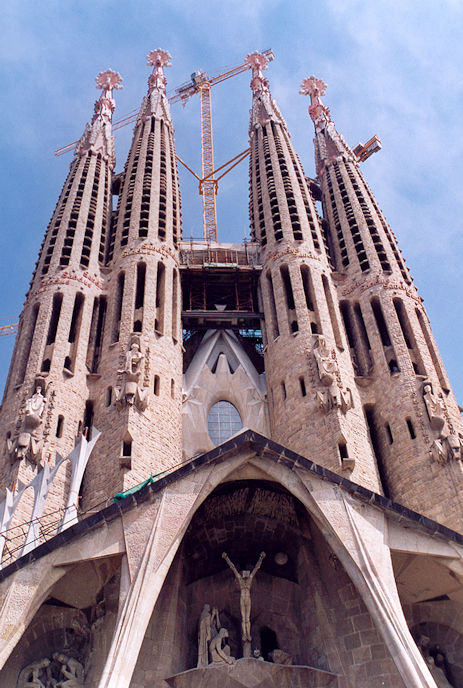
427 657 454 688
197 604 212 668
313 336 338 387
8 382 46 465
209 628 235 665
222 551 265 642
423 383 446 434
53 653 84 687
116 336 148 410
17 658 50 688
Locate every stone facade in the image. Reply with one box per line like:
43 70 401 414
0 51 462 687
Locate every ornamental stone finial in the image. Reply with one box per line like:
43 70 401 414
300 75 331 126
146 48 171 95
245 51 270 95
92 69 122 124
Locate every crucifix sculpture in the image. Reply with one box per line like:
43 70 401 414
222 551 265 647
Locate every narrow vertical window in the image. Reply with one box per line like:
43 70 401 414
46 293 63 345
281 381 286 400
171 378 175 399
105 387 112 407
87 296 106 373
112 272 125 343
66 292 85 373
406 418 416 440
364 405 390 498
172 269 178 342
83 401 94 440
266 272 279 340
393 298 425 375
56 415 64 438
280 265 298 333
371 297 391 347
416 309 447 390
133 262 146 333
155 262 166 335
299 376 307 397
17 303 40 384
322 275 341 348
154 375 160 396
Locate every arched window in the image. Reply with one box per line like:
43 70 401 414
207 401 242 446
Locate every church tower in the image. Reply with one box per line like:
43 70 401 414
0 69 121 523
300 76 463 527
247 53 382 492
80 49 183 510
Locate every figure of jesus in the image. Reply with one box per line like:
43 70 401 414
222 551 265 642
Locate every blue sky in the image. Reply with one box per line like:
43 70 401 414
1 0 462 402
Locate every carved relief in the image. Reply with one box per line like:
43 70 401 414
17 653 84 688
8 378 47 465
115 335 148 411
423 382 446 434
316 387 352 414
423 381 462 464
313 335 338 387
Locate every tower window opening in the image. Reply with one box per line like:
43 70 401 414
46 292 63 345
112 272 125 343
134 262 146 310
364 405 390 498
265 271 279 340
415 308 448 390
208 400 242 446
340 301 362 376
388 359 399 375
299 376 307 397
68 292 84 344
371 297 391 347
105 387 112 407
281 381 287 400
83 400 94 440
280 265 298 333
300 264 314 311
386 423 393 444
154 375 160 396
406 418 416 440
155 261 166 335
41 358 51 373
172 269 178 342
338 441 349 461
87 296 107 373
322 275 341 348
394 298 425 375
171 378 175 398
56 415 64 438
16 303 40 385
354 303 371 350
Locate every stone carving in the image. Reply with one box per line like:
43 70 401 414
115 335 148 411
209 628 235 665
270 649 293 665
423 382 446 434
222 551 265 643
313 336 338 387
431 433 463 465
316 387 352 414
53 653 84 687
17 654 84 688
253 649 264 660
197 604 220 668
8 380 47 465
426 657 454 688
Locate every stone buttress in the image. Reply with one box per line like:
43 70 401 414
247 53 382 492
301 76 463 528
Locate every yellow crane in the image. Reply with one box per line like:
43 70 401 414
55 50 274 243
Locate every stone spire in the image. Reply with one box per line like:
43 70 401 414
300 76 355 173
245 51 286 130
136 48 173 124
74 69 122 163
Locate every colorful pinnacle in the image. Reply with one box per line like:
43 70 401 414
146 48 171 95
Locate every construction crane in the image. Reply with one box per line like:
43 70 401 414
0 323 18 337
170 50 274 242
55 50 274 242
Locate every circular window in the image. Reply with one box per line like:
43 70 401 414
208 400 243 446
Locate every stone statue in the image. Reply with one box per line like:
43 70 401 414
427 657 454 688
313 336 338 387
423 382 446 434
316 387 352 414
253 648 264 661
8 382 46 465
222 551 265 642
116 335 148 411
53 653 84 687
197 604 219 668
270 649 293 665
17 658 50 688
431 435 463 465
209 628 235 665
